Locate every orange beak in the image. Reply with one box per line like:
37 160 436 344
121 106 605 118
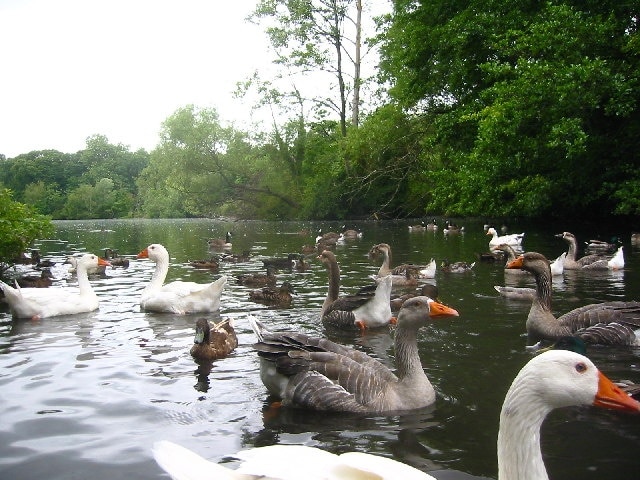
137 248 149 259
98 257 111 267
593 371 640 412
428 301 459 318
506 256 524 269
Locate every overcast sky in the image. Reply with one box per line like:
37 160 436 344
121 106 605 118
0 0 275 157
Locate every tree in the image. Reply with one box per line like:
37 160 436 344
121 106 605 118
0 188 54 272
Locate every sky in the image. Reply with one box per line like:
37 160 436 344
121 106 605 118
0 0 277 157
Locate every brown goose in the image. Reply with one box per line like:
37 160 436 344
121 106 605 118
368 243 436 284
190 318 238 361
507 252 640 345
249 295 459 413
556 232 607 269
494 243 528 275
249 282 295 308
318 250 394 330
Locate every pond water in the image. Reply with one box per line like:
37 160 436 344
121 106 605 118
1 217 639 479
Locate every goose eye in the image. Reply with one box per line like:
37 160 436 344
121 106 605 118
575 362 587 373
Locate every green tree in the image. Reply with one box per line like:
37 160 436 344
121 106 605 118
0 188 54 271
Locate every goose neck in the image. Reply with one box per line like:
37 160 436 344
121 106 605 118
393 325 423 380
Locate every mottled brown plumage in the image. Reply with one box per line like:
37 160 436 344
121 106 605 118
190 318 238 361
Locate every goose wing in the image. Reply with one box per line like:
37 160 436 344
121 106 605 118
558 301 640 334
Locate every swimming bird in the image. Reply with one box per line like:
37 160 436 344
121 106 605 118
236 265 277 287
137 244 227 314
249 282 296 308
207 232 232 249
440 259 475 273
262 253 302 270
318 250 394 330
65 255 107 276
103 248 130 268
187 257 220 270
408 221 426 232
368 243 436 283
340 226 363 239
250 295 459 412
555 232 608 269
506 251 640 345
0 253 110 320
15 269 54 288
153 350 640 480
486 227 524 247
190 317 238 361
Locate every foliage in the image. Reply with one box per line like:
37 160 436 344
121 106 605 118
0 188 54 270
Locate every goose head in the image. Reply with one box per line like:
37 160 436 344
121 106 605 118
137 244 168 262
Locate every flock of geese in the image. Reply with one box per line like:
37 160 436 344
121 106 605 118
1 224 640 480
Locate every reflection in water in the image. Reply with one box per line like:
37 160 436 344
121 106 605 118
1 218 639 480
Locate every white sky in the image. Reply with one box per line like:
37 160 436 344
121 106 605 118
0 0 275 157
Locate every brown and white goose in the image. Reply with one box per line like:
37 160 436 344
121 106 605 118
248 295 459 413
368 243 436 284
318 250 394 330
154 350 640 480
507 251 640 345
556 231 608 269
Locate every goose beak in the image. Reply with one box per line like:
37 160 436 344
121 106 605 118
594 371 640 412
428 301 459 317
506 256 524 269
137 248 149 259
98 258 111 267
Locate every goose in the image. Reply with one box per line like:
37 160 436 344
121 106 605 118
506 251 640 345
249 282 295 308
426 218 438 231
493 243 528 275
190 318 238 361
318 250 394 330
136 244 227 314
315 229 340 245
65 255 107 276
555 232 607 269
153 350 640 480
440 259 475 273
0 253 110 320
443 221 464 235
16 269 54 288
494 285 536 301
340 226 363 239
103 248 130 268
549 251 566 275
585 237 620 253
486 227 524 247
236 265 277 287
408 221 426 232
368 243 436 283
250 295 459 412
389 283 440 311
207 232 232 249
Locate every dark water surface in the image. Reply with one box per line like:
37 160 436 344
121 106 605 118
1 218 639 479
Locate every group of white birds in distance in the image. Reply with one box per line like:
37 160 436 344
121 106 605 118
1 221 638 480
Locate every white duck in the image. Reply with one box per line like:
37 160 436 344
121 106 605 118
136 244 227 314
153 350 640 480
487 227 524 247
0 253 110 320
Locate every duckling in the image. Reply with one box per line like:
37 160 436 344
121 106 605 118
16 269 54 288
249 282 295 307
104 248 130 268
208 232 232 249
190 318 238 361
236 265 277 287
441 259 475 273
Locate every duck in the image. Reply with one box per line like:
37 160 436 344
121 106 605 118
0 253 110 320
486 227 524 247
555 232 608 269
340 226 363 239
218 250 252 263
249 295 459 412
188 257 220 270
368 243 436 282
440 259 475 273
16 269 54 288
190 317 238 361
153 349 639 480
236 265 277 287
262 253 303 270
318 250 394 330
249 282 296 308
103 248 130 268
65 255 107 276
506 251 640 344
207 232 232 249
137 244 227 314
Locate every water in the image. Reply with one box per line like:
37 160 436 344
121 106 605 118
1 218 639 479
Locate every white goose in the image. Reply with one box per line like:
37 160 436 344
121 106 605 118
153 350 640 480
136 244 227 314
487 227 525 247
0 253 110 320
